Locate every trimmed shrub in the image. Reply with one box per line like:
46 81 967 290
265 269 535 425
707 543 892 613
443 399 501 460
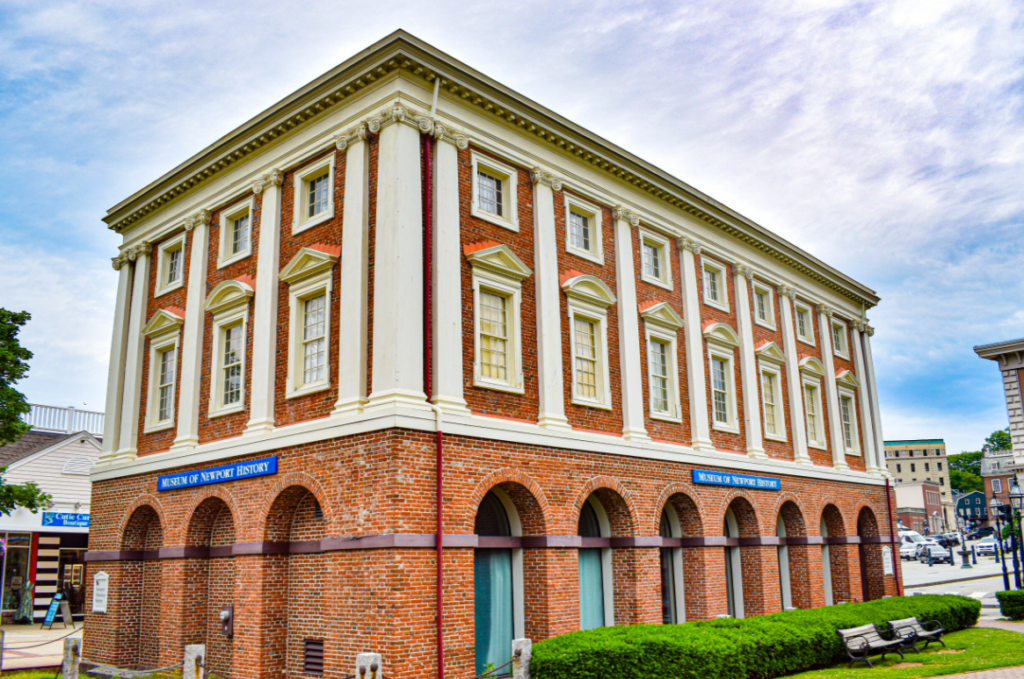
531 595 980 679
996 590 1024 620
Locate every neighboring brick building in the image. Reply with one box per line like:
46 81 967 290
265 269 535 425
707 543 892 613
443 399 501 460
86 32 900 679
883 439 954 529
894 481 944 534
981 447 1020 512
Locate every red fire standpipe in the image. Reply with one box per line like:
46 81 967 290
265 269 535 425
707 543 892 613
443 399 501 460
884 477 902 596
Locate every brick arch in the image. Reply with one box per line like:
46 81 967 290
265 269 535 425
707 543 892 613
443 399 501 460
570 476 640 536
257 472 335 542
772 494 809 537
820 502 848 537
653 482 708 536
117 494 167 549
177 486 241 545
466 468 552 536
716 490 763 537
856 504 881 537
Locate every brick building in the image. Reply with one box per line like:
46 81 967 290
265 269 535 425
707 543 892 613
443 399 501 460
883 439 954 528
894 481 944 534
85 32 901 679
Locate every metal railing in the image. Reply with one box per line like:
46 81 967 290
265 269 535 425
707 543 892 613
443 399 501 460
21 404 104 435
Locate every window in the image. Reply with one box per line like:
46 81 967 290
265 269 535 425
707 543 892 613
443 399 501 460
155 232 187 297
704 323 740 432
940 478 944 486
761 371 780 437
292 154 336 234
578 495 614 629
897 464 902 473
937 462 942 471
641 302 684 421
575 319 599 399
701 258 729 311
911 463 916 473
712 359 729 423
466 243 531 393
794 301 815 345
804 384 822 446
650 340 670 412
564 194 603 264
752 282 775 329
755 342 786 441
474 489 525 674
925 462 930 472
205 279 254 417
831 319 849 358
639 228 672 289
993 478 1002 494
471 152 519 231
141 308 184 432
563 274 616 408
279 246 339 398
839 392 858 453
218 197 255 268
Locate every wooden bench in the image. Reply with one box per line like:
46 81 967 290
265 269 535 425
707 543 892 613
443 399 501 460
836 623 914 668
889 616 947 649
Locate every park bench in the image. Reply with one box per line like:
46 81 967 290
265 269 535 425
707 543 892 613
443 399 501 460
889 616 947 649
836 623 914 667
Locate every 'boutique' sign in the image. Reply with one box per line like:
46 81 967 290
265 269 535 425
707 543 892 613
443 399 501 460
157 456 278 491
692 469 781 491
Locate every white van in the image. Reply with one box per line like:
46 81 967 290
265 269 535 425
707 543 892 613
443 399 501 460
899 531 927 559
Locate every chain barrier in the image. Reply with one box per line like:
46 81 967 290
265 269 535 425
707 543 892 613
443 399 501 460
1 626 83 650
80 657 185 678
473 657 515 679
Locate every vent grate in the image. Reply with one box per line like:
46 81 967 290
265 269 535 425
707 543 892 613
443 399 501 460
304 639 324 675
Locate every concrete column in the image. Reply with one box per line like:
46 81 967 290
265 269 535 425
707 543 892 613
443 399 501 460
244 170 284 435
171 210 211 452
367 105 428 411
733 264 765 458
850 323 879 473
333 127 371 415
818 306 849 471
98 255 133 463
532 168 569 430
779 286 811 464
114 242 151 463
430 123 470 414
679 238 714 452
862 325 887 474
612 207 648 442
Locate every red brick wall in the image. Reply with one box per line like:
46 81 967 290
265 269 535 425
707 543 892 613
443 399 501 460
749 280 794 461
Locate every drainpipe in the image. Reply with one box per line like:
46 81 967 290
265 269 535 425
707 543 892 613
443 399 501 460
884 477 902 596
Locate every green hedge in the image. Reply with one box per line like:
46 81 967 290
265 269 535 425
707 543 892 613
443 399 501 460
531 595 980 679
996 590 1024 620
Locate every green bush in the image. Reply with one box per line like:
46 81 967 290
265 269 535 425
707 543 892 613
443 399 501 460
530 595 980 679
996 590 1024 620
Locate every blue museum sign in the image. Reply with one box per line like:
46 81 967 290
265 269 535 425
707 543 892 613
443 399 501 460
692 469 781 491
42 512 91 528
157 456 278 491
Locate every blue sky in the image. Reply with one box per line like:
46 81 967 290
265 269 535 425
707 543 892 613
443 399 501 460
1 0 1022 454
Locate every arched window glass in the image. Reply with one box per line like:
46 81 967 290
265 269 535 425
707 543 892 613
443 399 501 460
820 517 833 606
659 512 676 624
475 491 513 676
578 499 604 630
723 508 744 618
777 514 791 609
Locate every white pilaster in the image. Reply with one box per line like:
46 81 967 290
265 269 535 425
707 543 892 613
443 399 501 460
850 323 879 474
244 169 284 435
613 207 648 442
170 210 211 452
98 254 133 464
333 127 372 415
679 238 714 452
113 242 151 463
430 123 470 414
779 287 811 465
532 168 569 430
367 105 428 411
862 325 887 474
818 306 848 471
733 265 765 458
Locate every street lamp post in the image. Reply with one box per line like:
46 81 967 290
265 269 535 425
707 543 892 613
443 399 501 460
1009 477 1024 589
990 497 1012 591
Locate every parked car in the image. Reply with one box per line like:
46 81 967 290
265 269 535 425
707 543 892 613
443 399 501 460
976 536 999 556
936 533 960 548
919 544 952 564
900 542 920 559
966 526 995 540
914 538 940 559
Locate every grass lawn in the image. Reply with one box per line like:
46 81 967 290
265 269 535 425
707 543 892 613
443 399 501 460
789 627 1024 678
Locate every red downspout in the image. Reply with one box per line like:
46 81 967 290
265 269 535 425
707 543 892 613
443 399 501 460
885 477 902 596
421 132 444 679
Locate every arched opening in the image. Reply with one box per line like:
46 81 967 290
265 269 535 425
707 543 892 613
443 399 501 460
723 496 763 617
820 516 833 606
776 514 791 609
663 493 705 621
777 501 809 610
577 494 612 630
723 507 744 618
184 498 235 674
821 504 850 605
263 486 327 677
474 489 523 676
857 507 884 601
658 509 683 624
120 506 163 668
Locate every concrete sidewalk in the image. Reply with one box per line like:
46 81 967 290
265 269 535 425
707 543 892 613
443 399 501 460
0 621 82 670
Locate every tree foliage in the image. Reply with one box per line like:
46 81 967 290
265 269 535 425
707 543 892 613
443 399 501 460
950 469 983 494
0 467 50 514
949 451 983 475
984 428 1012 452
0 309 32 447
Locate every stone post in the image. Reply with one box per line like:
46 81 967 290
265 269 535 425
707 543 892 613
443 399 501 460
512 638 532 679
62 638 81 679
357 652 383 678
183 644 205 679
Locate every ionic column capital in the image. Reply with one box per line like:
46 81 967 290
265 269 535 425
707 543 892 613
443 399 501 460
734 263 755 280
183 209 211 232
530 166 563 192
432 121 469 150
818 303 834 318
780 285 797 300
252 169 283 194
111 254 129 271
679 236 702 255
612 206 640 227
366 102 432 135
126 242 152 261
334 124 368 151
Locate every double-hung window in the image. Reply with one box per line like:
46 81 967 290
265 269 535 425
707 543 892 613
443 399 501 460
804 383 823 447
141 308 184 432
831 319 849 358
563 274 617 409
649 341 670 412
640 302 684 421
575 319 599 400
701 258 728 311
280 246 339 398
837 387 861 455
157 347 177 422
752 282 775 329
994 478 1003 494
794 300 815 345
219 197 255 268
155 233 187 297
293 154 336 234
301 295 327 385
471 153 519 231
755 341 787 441
222 325 244 405
711 358 729 424
564 194 603 264
205 279 254 417
762 372 779 436
703 322 740 432
639 228 672 289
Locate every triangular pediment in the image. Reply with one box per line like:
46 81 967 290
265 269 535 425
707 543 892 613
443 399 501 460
836 369 860 388
561 273 616 308
799 356 826 376
142 308 185 339
205 278 254 316
755 341 786 365
702 321 739 348
280 246 340 285
464 243 532 281
639 302 684 330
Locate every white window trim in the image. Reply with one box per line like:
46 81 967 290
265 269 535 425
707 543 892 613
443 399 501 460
285 270 334 400
837 385 861 456
472 271 525 394
638 228 673 290
758 361 787 442
701 257 729 312
209 306 249 418
645 324 682 422
154 232 187 298
831 318 850 359
568 302 612 410
218 196 255 269
143 326 180 434
794 300 816 346
471 151 519 232
801 375 826 449
751 281 776 330
707 345 739 433
993 478 1003 494
292 154 336 235
564 193 604 265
